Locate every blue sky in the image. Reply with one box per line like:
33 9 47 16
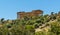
0 0 60 19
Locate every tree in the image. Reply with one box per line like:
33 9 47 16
0 18 4 24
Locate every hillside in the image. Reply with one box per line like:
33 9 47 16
0 12 60 35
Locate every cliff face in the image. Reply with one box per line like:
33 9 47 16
17 10 43 19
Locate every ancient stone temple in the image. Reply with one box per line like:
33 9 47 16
17 10 43 19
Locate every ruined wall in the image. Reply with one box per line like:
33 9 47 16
17 10 43 19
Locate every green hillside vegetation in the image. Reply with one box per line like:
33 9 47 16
0 12 60 35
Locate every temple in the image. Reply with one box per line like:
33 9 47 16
17 10 43 19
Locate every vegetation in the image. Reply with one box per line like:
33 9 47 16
0 12 60 35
